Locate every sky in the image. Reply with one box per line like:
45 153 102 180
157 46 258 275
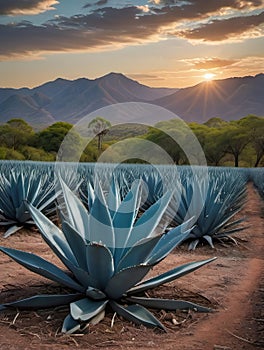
0 0 263 88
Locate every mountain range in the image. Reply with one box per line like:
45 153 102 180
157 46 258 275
0 72 263 128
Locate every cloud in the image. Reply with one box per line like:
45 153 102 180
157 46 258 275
178 11 264 41
0 0 59 15
191 58 238 69
129 57 264 87
179 56 264 84
0 6 173 59
148 0 161 4
0 1 263 59
177 0 263 13
136 5 151 13
127 73 164 81
96 0 109 5
223 56 264 75
148 0 177 4
83 0 109 8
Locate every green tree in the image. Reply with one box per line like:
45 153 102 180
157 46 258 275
0 118 34 150
238 115 264 167
36 122 83 161
37 122 75 153
154 119 193 164
189 123 209 149
203 128 227 166
88 117 112 151
0 146 25 160
80 144 98 162
144 127 185 164
221 122 249 167
20 146 55 161
204 117 228 128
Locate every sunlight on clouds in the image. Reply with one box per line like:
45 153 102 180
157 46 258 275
0 1 263 88
238 25 264 40
228 56 264 74
238 1 262 9
0 50 47 61
129 55 264 88
148 0 161 4
136 5 150 13
1 0 59 16
188 58 237 70
177 56 264 82
177 11 264 44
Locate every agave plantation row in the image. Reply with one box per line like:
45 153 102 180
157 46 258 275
0 160 263 334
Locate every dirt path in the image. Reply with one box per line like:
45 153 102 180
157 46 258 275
173 182 264 350
0 183 263 350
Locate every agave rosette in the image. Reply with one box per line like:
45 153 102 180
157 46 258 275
0 177 215 333
0 169 59 238
170 173 247 250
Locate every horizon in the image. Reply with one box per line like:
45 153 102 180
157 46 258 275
0 71 263 91
0 1 264 89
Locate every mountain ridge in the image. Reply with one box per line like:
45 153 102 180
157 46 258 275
153 73 264 123
0 72 263 128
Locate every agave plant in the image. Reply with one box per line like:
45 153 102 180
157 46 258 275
140 171 164 210
0 177 215 333
169 173 247 250
249 168 264 199
0 168 59 238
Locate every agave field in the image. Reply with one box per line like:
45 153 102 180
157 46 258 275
0 160 263 350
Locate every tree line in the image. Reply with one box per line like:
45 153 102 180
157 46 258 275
145 116 264 167
0 115 263 167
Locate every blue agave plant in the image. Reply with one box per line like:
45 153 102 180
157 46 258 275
170 174 247 250
249 168 264 199
0 177 215 333
0 169 59 238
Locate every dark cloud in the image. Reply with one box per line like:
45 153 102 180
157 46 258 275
0 0 58 15
179 11 264 41
170 0 263 16
96 0 109 5
0 1 263 59
0 7 143 58
148 0 178 4
83 0 109 9
151 0 262 6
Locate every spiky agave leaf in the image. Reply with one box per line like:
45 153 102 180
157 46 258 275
70 298 108 321
0 294 82 310
110 301 165 330
126 296 211 313
127 257 216 295
0 246 84 292
0 177 216 334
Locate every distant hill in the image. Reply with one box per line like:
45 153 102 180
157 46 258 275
154 73 264 123
0 73 177 128
0 72 263 128
0 93 55 128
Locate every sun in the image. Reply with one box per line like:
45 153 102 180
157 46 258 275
203 73 216 81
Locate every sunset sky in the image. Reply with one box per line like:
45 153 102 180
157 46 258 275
0 0 263 88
